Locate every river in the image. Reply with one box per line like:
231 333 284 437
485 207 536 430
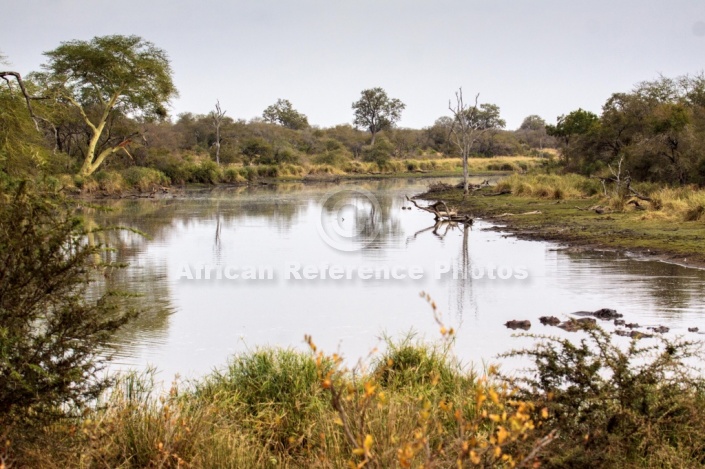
90 177 705 380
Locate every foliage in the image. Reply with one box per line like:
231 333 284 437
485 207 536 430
0 85 49 177
352 87 406 144
240 137 274 165
0 182 134 430
262 98 309 130
503 325 705 468
552 74 705 185
361 136 395 168
121 166 170 191
34 34 177 176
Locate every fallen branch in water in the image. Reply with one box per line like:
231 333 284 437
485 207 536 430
406 196 473 223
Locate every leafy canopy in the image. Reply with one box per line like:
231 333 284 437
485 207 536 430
40 35 177 118
32 35 178 176
352 87 405 139
262 98 309 130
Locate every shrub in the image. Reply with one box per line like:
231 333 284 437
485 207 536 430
362 137 394 168
240 137 274 165
188 160 222 184
0 182 134 431
121 167 170 191
93 170 126 194
503 325 705 468
194 348 327 453
373 335 467 396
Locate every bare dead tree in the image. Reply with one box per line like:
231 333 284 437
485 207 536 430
448 88 485 195
211 100 226 165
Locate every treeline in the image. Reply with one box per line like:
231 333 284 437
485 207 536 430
1 35 555 189
0 86 553 183
548 73 705 185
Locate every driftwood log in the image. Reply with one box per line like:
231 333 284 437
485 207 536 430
406 196 473 223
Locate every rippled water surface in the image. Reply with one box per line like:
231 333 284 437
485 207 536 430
92 178 705 380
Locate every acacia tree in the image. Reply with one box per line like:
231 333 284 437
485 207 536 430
352 87 405 145
35 35 177 176
262 98 309 130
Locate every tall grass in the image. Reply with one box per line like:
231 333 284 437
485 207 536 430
495 173 601 199
8 323 705 467
649 186 705 221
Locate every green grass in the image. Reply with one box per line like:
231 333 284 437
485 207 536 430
6 324 705 468
427 174 705 266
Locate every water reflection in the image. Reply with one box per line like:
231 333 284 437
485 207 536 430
555 250 705 319
85 177 705 379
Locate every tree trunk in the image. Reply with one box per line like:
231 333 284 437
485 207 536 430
463 150 469 194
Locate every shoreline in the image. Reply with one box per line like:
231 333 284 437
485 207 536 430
76 170 496 200
417 186 705 270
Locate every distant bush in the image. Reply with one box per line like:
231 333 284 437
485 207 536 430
121 167 170 191
187 160 222 184
93 170 126 194
240 137 274 165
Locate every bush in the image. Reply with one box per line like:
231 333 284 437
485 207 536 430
121 167 170 191
503 325 705 468
0 182 134 430
373 335 467 396
240 137 274 165
362 137 394 168
93 170 126 194
188 160 222 184
194 348 326 452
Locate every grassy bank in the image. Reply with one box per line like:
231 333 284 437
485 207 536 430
424 173 705 266
53 156 544 196
6 319 705 468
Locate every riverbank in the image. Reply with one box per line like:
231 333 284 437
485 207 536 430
59 155 542 198
419 174 705 268
9 328 705 469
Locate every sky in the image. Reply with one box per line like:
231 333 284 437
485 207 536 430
1 0 704 130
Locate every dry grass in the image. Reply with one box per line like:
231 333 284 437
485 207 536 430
495 173 601 199
649 186 705 222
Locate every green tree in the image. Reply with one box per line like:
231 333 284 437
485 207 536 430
34 35 177 176
352 87 405 145
262 99 309 130
546 108 599 146
0 79 49 177
0 182 134 428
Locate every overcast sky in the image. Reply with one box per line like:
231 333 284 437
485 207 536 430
1 1 703 129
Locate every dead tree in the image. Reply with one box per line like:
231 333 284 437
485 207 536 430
211 100 226 165
448 88 483 195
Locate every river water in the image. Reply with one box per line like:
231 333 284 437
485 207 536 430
91 178 705 380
